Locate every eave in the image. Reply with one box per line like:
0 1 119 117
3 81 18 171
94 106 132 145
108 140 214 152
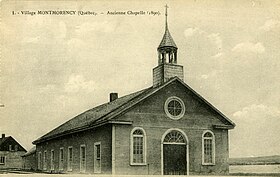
213 124 234 130
32 120 132 145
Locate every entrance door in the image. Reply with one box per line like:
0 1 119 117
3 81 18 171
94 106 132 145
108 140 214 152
162 129 188 175
164 144 186 175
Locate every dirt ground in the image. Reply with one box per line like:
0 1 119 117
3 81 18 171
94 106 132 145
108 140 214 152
0 173 280 177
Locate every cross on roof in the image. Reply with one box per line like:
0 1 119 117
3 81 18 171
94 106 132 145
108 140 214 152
165 4 169 29
165 4 169 16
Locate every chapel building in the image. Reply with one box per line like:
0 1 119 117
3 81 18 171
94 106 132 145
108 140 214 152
33 7 235 175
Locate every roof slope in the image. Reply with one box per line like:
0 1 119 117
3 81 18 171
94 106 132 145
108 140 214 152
22 146 36 157
0 137 8 147
0 136 27 151
33 87 154 144
34 77 235 144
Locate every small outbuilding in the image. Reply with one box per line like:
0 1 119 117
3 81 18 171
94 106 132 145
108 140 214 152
0 134 27 169
22 146 37 170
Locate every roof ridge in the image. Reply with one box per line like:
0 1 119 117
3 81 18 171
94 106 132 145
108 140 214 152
93 86 155 124
97 78 178 122
88 87 152 125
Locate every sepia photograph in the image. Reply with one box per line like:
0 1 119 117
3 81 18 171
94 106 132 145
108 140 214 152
0 0 280 176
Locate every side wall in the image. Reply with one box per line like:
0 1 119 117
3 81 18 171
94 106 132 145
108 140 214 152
0 151 26 169
36 124 112 174
22 153 37 170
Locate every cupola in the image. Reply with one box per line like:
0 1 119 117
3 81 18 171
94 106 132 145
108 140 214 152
153 5 184 87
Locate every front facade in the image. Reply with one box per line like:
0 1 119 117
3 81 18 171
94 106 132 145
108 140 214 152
0 134 27 169
33 7 235 175
112 80 233 175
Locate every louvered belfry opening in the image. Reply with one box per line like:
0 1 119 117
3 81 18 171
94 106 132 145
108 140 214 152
157 22 178 65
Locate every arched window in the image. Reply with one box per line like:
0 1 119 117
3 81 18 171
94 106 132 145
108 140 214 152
130 127 146 165
163 130 186 144
202 130 215 165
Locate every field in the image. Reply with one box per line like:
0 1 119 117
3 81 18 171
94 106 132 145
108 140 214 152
230 164 280 175
229 156 280 166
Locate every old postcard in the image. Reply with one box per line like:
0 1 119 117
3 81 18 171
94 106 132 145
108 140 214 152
1 0 280 176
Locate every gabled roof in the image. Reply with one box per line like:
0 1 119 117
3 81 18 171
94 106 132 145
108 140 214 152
0 136 27 152
33 77 235 144
158 27 177 49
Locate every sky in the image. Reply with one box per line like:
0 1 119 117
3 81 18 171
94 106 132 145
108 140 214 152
1 0 280 158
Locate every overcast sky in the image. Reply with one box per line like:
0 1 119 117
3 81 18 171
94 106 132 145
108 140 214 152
1 0 280 158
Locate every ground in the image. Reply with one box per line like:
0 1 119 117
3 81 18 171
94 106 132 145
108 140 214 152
1 171 280 177
1 167 280 177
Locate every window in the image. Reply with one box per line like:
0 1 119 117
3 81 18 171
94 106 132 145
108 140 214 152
59 148 64 170
15 145 18 151
163 130 186 144
0 156 5 165
80 145 86 173
50 150 54 171
164 97 185 120
94 142 101 173
38 152 42 170
43 150 47 170
67 147 73 171
130 127 146 165
202 131 215 165
96 145 100 160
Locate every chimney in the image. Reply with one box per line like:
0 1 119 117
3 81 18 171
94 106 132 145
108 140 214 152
1 134 5 138
110 93 118 102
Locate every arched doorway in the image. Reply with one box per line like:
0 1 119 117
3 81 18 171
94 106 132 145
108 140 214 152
161 129 189 175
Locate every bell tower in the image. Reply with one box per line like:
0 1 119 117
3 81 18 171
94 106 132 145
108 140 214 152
153 5 184 87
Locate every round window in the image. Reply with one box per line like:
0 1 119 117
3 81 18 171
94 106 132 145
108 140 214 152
164 96 185 120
